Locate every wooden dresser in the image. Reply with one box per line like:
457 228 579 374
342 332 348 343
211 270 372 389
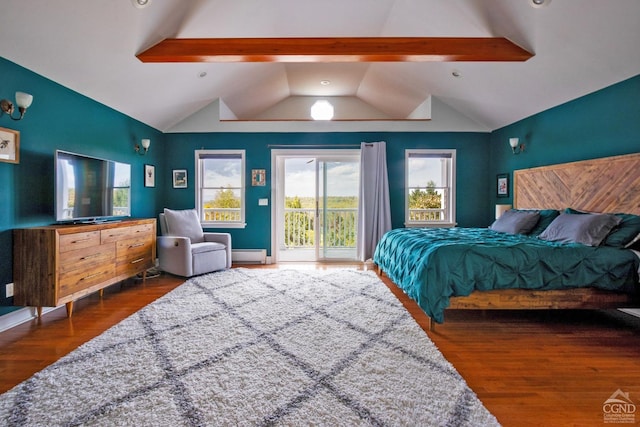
13 218 156 317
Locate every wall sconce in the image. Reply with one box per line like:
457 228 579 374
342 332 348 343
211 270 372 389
509 137 525 154
135 138 151 155
0 91 34 121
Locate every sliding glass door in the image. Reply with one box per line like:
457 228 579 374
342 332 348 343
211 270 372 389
273 150 360 262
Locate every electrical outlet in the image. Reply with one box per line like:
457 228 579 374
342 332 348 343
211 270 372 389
5 283 14 298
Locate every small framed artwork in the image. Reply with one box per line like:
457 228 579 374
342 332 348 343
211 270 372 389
252 169 266 186
144 164 155 188
497 173 509 198
173 169 187 188
0 127 20 164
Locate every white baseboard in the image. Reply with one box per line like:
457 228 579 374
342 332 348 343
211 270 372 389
232 249 267 264
0 307 58 333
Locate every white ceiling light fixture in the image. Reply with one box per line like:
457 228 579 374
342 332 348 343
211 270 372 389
310 100 334 120
131 0 151 9
531 0 550 8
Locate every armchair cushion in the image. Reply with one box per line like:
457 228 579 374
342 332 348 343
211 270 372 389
191 242 226 254
163 208 205 243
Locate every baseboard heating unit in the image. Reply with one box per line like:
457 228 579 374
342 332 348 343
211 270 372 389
232 249 267 264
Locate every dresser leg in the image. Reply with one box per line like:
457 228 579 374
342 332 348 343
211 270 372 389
99 289 104 298
37 306 42 318
66 301 74 317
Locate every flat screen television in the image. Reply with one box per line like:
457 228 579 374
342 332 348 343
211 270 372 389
55 150 131 223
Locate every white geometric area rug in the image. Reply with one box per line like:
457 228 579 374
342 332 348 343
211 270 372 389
0 268 499 426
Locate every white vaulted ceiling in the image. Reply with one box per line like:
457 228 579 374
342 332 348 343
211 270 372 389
0 0 638 133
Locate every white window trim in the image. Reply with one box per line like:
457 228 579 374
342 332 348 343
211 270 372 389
404 149 456 228
195 149 246 229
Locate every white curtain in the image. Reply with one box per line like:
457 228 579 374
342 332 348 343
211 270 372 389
357 141 392 261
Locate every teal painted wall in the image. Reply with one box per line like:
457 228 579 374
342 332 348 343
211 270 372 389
1 53 637 315
0 58 164 311
488 74 640 212
163 132 492 251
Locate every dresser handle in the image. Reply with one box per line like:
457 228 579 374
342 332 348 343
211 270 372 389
131 258 145 264
81 272 103 281
80 253 102 260
129 243 145 248
71 237 92 244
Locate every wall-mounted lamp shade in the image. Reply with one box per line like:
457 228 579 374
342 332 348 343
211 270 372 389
15 92 33 109
509 137 525 154
0 91 34 121
135 138 151 155
495 204 512 220
310 100 334 120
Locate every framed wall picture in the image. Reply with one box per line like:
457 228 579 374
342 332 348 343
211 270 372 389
252 169 266 186
144 164 155 187
173 169 187 188
497 173 509 198
0 127 20 164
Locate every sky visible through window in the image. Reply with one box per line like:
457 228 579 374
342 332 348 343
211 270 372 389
284 156 443 198
408 157 445 188
284 158 359 197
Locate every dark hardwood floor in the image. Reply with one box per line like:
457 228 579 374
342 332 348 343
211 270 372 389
1 264 639 426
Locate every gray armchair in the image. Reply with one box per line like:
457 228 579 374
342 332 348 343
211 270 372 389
157 208 232 277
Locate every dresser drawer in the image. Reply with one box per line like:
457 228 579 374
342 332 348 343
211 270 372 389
59 231 101 253
59 244 115 275
101 223 154 244
59 265 116 298
116 236 153 273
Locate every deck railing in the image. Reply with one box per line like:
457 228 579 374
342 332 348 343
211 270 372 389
203 208 242 222
284 208 357 249
201 207 357 249
408 208 446 221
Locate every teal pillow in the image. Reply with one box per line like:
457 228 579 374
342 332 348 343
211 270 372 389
605 214 640 247
527 209 560 236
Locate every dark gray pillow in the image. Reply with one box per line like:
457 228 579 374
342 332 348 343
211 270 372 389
490 209 540 234
538 213 622 246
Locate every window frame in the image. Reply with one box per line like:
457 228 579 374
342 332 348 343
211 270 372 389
195 149 246 229
404 149 456 228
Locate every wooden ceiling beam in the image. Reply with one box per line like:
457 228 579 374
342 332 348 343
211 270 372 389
136 37 533 63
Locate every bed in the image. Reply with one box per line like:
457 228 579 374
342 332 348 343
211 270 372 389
374 153 640 326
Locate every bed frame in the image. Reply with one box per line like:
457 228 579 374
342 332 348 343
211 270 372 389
380 152 640 325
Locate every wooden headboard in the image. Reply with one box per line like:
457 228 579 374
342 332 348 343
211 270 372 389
513 153 640 215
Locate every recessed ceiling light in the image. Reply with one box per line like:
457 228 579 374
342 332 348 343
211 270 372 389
131 0 151 9
531 0 550 8
320 80 331 86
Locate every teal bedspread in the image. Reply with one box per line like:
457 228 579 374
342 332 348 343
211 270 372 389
373 227 640 323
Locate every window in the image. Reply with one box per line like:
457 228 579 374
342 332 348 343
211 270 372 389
112 162 131 217
405 149 456 227
195 150 246 228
